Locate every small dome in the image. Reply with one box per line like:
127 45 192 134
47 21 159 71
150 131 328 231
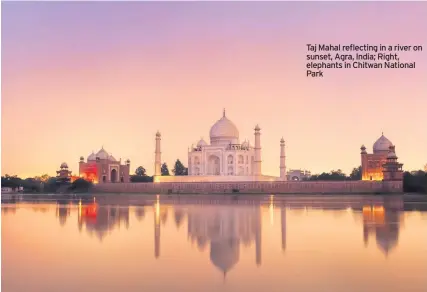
254 124 261 131
60 162 68 169
80 156 84 161
209 109 239 145
373 134 393 153
241 140 250 148
197 138 208 147
96 147 109 159
280 137 285 144
156 131 161 137
87 152 96 161
387 151 397 159
387 146 397 159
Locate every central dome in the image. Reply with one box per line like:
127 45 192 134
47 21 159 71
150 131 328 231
373 133 393 153
209 109 239 145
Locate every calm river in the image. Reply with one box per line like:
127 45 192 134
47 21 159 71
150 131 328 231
2 194 427 292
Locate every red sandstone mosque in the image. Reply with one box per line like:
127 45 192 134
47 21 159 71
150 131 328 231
360 133 403 181
78 147 131 184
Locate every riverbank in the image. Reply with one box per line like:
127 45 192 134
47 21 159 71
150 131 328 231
93 180 403 194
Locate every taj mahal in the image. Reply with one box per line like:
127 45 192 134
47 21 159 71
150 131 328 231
153 109 287 183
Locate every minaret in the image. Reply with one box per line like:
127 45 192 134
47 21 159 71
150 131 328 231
154 131 162 177
360 145 367 180
280 138 287 181
254 125 262 176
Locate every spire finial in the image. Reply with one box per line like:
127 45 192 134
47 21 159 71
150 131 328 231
223 108 226 117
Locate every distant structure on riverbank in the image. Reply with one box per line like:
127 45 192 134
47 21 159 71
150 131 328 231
78 147 131 184
287 169 312 181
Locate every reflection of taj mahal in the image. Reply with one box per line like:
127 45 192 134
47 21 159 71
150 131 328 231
186 206 263 275
148 198 403 274
153 109 287 183
152 200 288 276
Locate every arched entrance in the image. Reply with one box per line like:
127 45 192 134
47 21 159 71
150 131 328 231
207 155 220 175
111 169 118 183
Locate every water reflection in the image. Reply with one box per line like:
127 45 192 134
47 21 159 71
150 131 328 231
361 205 400 255
56 202 70 226
186 204 262 275
78 201 130 241
3 195 415 258
2 194 427 292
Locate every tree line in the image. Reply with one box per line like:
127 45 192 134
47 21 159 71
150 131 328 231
1 174 92 194
131 159 188 182
304 167 426 193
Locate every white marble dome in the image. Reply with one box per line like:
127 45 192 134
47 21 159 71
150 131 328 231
197 138 208 147
96 147 109 159
87 152 96 161
373 134 393 152
209 110 239 144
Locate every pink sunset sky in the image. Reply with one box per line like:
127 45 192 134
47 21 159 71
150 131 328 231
1 1 426 178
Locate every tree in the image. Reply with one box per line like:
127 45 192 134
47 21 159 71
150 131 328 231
135 166 147 176
69 178 93 193
403 171 427 193
308 169 348 181
43 177 60 193
130 175 153 183
172 159 188 176
161 163 170 176
349 166 362 180
35 174 50 182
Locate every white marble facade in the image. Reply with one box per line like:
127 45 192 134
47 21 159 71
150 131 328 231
154 109 286 182
188 111 255 176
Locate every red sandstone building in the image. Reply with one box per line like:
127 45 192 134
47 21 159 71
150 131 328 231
360 134 403 181
79 147 130 184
